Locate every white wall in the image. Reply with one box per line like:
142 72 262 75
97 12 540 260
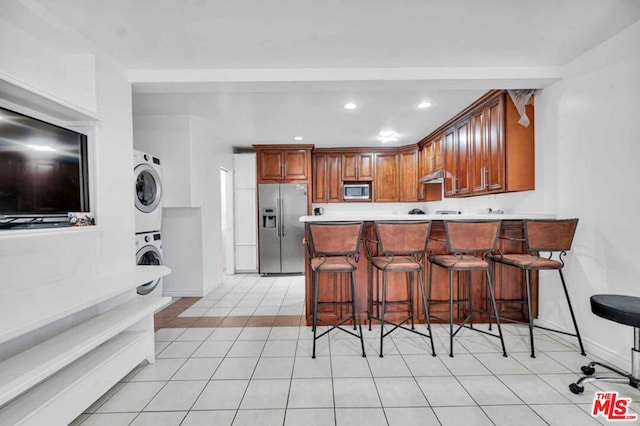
533 21 640 368
0 2 97 114
0 3 135 353
133 115 194 207
190 116 234 292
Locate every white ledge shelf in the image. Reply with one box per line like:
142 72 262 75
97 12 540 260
0 225 105 240
0 296 170 408
0 265 171 344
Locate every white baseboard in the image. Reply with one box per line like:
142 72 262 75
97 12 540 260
162 289 204 298
536 318 629 372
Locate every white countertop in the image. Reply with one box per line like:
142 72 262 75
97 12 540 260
299 213 555 222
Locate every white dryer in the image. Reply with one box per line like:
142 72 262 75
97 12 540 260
134 149 163 234
136 231 164 296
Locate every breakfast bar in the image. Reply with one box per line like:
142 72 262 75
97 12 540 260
299 213 554 327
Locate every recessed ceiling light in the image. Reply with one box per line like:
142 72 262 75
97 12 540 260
378 130 399 143
294 136 303 141
418 101 432 109
344 102 358 110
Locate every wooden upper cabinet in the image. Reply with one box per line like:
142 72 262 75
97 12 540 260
433 137 443 171
283 150 308 180
254 144 314 183
471 98 505 194
439 90 534 198
443 122 471 198
454 119 472 196
259 150 285 181
423 135 443 175
312 152 341 203
399 148 418 202
485 98 505 191
374 153 399 202
417 137 443 202
341 152 374 181
443 128 456 197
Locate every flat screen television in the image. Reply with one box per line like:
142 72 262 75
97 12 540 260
0 106 90 229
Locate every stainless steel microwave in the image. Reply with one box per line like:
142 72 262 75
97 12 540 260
343 183 370 200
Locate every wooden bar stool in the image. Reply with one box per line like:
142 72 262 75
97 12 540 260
366 221 435 357
428 220 507 357
489 218 584 358
306 221 366 359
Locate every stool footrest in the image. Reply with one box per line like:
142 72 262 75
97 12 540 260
317 301 355 306
496 317 583 340
369 314 432 340
313 316 362 341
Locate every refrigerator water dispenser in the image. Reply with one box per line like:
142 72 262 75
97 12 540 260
262 208 277 228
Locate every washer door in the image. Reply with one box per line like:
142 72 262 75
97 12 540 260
136 244 163 295
134 163 162 213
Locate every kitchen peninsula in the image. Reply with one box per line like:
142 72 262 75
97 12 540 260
299 213 553 327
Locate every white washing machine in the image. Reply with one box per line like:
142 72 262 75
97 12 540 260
134 149 163 234
136 231 164 296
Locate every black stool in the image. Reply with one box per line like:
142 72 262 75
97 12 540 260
570 295 640 394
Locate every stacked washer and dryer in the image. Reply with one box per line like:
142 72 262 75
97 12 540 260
134 149 165 296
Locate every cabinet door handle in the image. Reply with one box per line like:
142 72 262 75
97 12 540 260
484 167 489 189
453 177 457 194
284 163 287 178
481 167 485 189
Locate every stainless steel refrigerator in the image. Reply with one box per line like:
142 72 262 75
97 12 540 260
258 183 308 274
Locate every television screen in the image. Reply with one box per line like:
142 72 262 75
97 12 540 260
0 106 89 226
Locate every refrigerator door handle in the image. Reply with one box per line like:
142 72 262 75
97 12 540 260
276 198 281 237
280 197 285 236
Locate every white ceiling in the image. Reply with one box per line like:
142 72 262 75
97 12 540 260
37 0 640 148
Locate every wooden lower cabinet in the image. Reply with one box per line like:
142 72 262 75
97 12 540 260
304 220 538 326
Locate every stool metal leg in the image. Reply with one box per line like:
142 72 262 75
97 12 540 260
418 268 436 357
486 268 508 357
428 260 434 325
368 262 373 331
350 272 357 331
312 271 320 359
633 328 640 378
558 269 586 356
468 271 474 329
525 269 536 358
449 270 455 357
409 272 415 330
351 270 366 358
380 272 387 357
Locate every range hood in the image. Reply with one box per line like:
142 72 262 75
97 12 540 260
418 169 444 184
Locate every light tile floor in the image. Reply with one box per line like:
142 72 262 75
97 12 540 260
71 275 640 425
178 275 306 318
